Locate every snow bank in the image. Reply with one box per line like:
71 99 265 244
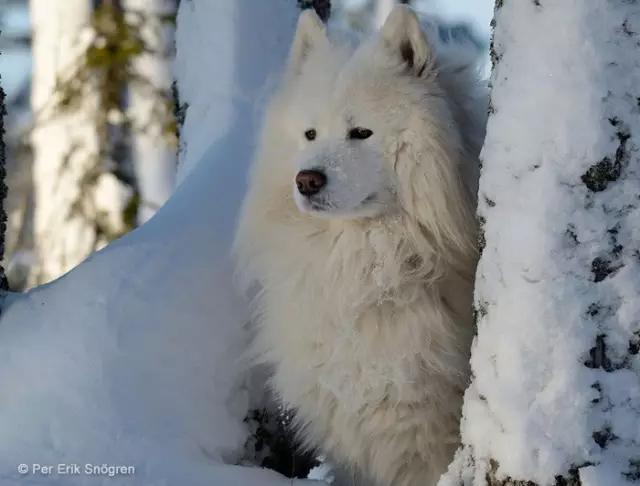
0 0 321 484
174 0 296 185
441 1 640 485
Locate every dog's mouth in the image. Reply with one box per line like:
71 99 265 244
360 193 378 205
300 192 379 216
309 199 328 211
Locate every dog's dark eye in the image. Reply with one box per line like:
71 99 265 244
348 127 373 140
304 129 317 141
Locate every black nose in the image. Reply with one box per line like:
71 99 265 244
296 170 327 196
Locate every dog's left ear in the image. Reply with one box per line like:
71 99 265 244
287 10 329 76
380 5 432 77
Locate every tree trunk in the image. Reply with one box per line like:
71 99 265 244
30 0 96 285
123 0 177 224
440 1 640 485
0 77 8 291
29 0 131 285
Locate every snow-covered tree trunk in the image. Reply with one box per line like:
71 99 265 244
30 0 131 285
124 0 177 224
440 2 640 485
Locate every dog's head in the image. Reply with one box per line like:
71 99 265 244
254 5 481 259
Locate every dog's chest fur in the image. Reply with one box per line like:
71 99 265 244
253 220 472 483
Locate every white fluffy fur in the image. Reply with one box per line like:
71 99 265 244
234 6 486 485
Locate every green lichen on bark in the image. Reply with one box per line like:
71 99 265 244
57 2 177 150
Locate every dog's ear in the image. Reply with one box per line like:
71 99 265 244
288 10 329 75
380 5 432 77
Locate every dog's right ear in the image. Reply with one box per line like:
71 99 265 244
287 10 328 76
380 5 432 77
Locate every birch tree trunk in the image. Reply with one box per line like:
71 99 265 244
30 0 131 285
124 0 177 224
30 0 96 284
440 1 640 485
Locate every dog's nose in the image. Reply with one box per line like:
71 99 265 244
296 170 327 196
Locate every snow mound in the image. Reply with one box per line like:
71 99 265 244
0 0 324 484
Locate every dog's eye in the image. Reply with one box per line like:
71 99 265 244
304 129 317 141
348 128 373 140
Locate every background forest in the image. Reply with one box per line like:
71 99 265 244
0 0 489 290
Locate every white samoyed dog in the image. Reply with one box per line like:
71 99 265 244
235 6 486 486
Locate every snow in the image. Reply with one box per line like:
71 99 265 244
441 1 640 485
174 0 297 186
0 0 323 484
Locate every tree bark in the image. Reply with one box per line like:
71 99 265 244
0 76 9 291
440 1 640 485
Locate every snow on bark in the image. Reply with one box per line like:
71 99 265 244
440 1 640 485
123 0 177 224
0 1 318 485
29 0 131 285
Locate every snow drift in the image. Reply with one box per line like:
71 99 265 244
0 1 322 484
